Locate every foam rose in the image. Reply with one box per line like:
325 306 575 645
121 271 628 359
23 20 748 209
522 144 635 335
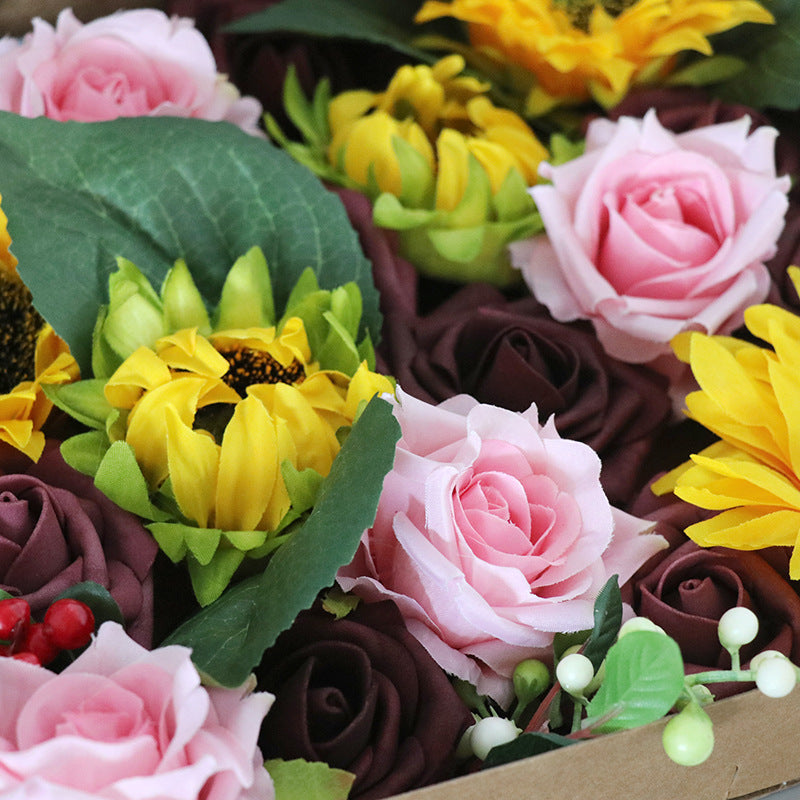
337 390 666 703
0 622 274 799
511 110 791 385
0 8 262 133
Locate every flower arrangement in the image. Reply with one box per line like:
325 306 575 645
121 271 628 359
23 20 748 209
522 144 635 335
1 1 799 799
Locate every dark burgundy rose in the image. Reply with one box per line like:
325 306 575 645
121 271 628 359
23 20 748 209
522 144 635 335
0 443 158 645
624 483 800 697
379 281 672 505
257 600 472 800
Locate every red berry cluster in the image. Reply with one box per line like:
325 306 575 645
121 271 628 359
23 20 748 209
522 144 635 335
0 597 95 666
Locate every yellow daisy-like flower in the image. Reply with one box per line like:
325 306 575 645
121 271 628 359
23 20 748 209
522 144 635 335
104 317 393 534
415 0 774 113
327 53 548 207
653 268 800 578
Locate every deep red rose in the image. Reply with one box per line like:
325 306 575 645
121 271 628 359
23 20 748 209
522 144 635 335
0 443 158 645
257 600 472 800
625 484 800 697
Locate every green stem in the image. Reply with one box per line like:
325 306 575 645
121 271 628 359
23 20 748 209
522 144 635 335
685 668 754 686
571 700 583 734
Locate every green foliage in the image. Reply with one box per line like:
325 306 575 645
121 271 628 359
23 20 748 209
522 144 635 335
482 732 574 769
162 396 400 686
54 581 124 627
581 574 622 671
0 113 380 373
266 759 355 800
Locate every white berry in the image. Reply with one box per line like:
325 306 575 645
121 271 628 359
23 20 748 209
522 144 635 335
717 607 759 649
556 652 594 695
750 650 786 672
469 716 521 760
755 657 797 698
618 617 666 638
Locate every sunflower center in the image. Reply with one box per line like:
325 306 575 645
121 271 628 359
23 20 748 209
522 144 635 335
0 271 43 394
217 347 306 397
554 0 638 31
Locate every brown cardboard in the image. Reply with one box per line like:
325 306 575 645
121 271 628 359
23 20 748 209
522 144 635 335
390 688 800 800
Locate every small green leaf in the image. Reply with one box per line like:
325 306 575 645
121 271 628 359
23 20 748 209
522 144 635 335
54 581 124 627
266 758 355 800
482 732 574 769
43 380 112 431
322 586 360 620
586 631 685 733
59 431 111 478
214 246 275 330
161 258 211 334
582 574 622 671
162 396 401 686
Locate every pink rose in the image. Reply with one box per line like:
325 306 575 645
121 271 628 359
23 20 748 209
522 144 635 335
0 8 263 133
337 390 666 703
0 622 274 800
511 110 791 380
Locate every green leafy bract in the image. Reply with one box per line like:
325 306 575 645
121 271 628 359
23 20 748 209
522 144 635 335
162 396 400 687
586 631 685 733
54 581 124 628
265 759 354 800
0 113 380 373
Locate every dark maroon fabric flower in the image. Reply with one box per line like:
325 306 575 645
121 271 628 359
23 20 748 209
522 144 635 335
257 600 472 800
625 484 800 697
376 281 672 505
0 443 158 645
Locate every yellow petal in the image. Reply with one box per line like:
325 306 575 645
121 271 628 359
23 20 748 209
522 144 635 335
685 507 800 550
105 346 173 409
215 395 279 531
156 328 230 377
165 405 219 529
344 362 395 420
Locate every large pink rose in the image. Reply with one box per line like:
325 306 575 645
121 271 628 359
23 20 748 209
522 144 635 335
0 8 263 133
511 110 791 379
0 622 274 800
337 390 666 703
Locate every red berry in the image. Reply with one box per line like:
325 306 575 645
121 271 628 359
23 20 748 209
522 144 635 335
20 623 59 666
0 598 30 643
12 651 41 666
44 599 95 650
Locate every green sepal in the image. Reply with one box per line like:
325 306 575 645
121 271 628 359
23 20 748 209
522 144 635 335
357 330 376 371
548 133 586 167
214 246 275 330
91 306 122 380
317 311 361 374
322 586 360 620
493 168 538 221
265 758 355 800
392 135 436 208
665 54 747 87
93 441 171 522
283 66 331 149
59 430 112 478
187 548 247 608
42 379 112 431
161 258 211 335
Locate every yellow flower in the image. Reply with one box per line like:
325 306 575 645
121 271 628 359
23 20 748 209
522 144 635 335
653 268 800 577
0 194 17 274
415 0 774 113
104 318 393 533
327 54 548 207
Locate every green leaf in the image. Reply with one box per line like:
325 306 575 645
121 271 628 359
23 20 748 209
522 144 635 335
162 395 401 686
322 586 360 620
225 0 457 64
43 380 112 431
59 430 111 477
482 732 574 769
0 113 380 373
585 631 685 733
55 581 124 627
711 1 800 110
581 574 622 671
214 246 276 330
266 759 355 800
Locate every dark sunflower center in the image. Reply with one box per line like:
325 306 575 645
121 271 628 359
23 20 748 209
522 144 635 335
0 271 43 394
554 0 637 31
217 347 306 398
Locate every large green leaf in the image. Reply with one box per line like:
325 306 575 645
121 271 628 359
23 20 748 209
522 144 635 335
710 0 800 110
0 112 380 373
226 0 461 63
162 395 400 686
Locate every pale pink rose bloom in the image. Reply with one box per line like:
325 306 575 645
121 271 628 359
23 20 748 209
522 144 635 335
0 8 263 134
0 622 274 800
511 110 791 376
337 389 666 703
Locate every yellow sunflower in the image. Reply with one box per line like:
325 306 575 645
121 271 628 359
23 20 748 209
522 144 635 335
104 318 393 534
653 268 800 578
415 0 774 113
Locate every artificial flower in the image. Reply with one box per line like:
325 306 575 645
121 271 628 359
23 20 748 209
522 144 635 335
258 599 473 800
377 282 672 505
511 110 791 397
0 7 263 133
0 442 158 645
269 56 547 285
415 0 774 113
337 389 666 703
625 484 800 697
652 268 800 578
0 191 16 273
0 621 274 799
